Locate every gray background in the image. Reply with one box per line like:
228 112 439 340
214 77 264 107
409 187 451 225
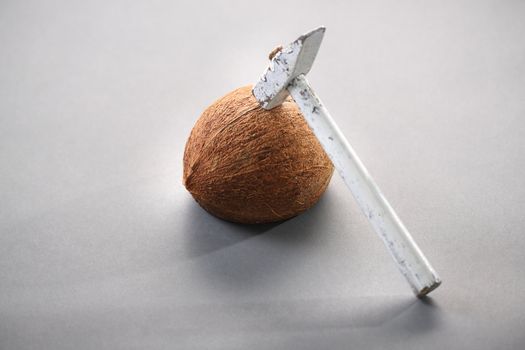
1 0 524 349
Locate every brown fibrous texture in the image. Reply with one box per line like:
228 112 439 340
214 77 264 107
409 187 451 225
183 85 334 224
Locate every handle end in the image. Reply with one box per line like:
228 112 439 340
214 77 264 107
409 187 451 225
417 279 442 298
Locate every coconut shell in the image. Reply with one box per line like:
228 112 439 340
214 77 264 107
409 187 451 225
183 85 334 224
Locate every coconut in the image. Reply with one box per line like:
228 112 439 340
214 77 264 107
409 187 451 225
183 85 333 224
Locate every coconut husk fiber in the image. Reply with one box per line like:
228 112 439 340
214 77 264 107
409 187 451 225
183 85 334 224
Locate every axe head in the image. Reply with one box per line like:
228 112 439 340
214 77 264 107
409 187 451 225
252 26 326 110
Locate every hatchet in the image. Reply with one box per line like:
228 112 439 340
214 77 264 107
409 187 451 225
252 26 441 296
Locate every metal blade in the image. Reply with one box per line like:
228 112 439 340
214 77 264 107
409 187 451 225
252 26 325 110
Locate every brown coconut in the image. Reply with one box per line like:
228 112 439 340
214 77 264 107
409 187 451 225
183 85 334 224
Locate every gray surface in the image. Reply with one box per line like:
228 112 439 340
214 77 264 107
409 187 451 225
1 0 524 349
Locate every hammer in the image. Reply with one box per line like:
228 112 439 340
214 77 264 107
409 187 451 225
252 26 441 297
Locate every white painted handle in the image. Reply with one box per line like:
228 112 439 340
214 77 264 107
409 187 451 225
288 75 441 296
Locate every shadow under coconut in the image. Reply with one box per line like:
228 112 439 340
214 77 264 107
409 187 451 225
180 199 281 260
181 188 346 294
181 186 338 259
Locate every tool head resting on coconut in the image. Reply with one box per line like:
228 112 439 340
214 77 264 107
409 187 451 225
252 26 325 110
